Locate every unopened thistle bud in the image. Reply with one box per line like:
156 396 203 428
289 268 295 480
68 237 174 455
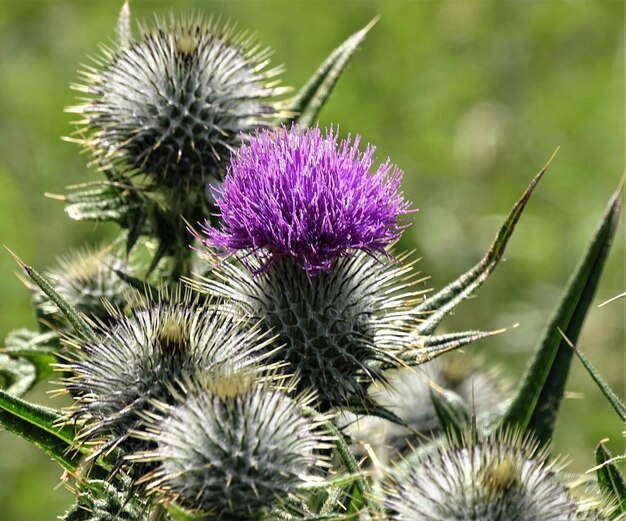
32 246 132 329
343 354 510 460
69 14 286 186
60 298 271 463
131 372 328 519
385 431 609 521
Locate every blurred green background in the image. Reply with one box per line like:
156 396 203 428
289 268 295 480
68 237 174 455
0 1 623 519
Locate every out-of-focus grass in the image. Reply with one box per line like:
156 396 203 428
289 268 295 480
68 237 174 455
0 1 623 519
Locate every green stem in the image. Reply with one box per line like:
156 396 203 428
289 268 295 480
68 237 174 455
303 406 383 518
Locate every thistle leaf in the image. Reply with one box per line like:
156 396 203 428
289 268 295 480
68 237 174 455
0 389 74 443
283 19 377 127
61 184 142 225
61 477 150 521
430 388 471 439
346 485 364 519
125 209 145 254
4 329 58 384
595 442 626 517
313 484 350 518
393 328 504 368
5 250 98 342
4 329 59 357
499 184 622 443
346 400 407 426
302 405 383 519
412 153 554 336
0 388 77 471
146 239 169 277
569 338 626 422
0 355 37 396
110 268 158 301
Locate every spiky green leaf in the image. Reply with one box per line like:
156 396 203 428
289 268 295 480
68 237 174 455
0 388 77 471
4 328 58 383
595 442 626 517
125 210 146 254
303 405 382 519
146 239 169 277
0 355 37 396
346 485 364 519
393 328 504 368
63 184 142 225
283 19 376 127
346 400 406 426
500 185 622 443
61 477 150 521
4 329 59 357
412 155 553 336
571 341 626 422
110 268 158 301
431 388 471 440
166 504 204 521
8 253 98 342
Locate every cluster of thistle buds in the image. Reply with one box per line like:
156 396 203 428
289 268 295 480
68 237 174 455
1 3 624 521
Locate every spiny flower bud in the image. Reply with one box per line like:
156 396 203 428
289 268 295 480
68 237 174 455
203 125 411 275
131 372 328 519
32 246 132 328
194 251 422 408
343 354 510 461
60 298 272 462
385 431 609 521
69 13 285 186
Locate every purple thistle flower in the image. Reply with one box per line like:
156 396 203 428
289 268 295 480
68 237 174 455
203 126 411 275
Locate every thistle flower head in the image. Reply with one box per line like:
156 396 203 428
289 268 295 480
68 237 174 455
60 297 271 461
385 431 607 521
131 373 327 518
203 125 411 275
70 13 285 185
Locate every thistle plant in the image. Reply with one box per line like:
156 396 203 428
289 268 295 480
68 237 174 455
0 3 624 521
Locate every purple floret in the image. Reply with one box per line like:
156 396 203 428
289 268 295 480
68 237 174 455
203 126 411 275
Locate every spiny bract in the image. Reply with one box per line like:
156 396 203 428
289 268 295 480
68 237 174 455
385 431 609 521
61 299 271 461
70 13 285 186
193 251 422 408
131 372 328 519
